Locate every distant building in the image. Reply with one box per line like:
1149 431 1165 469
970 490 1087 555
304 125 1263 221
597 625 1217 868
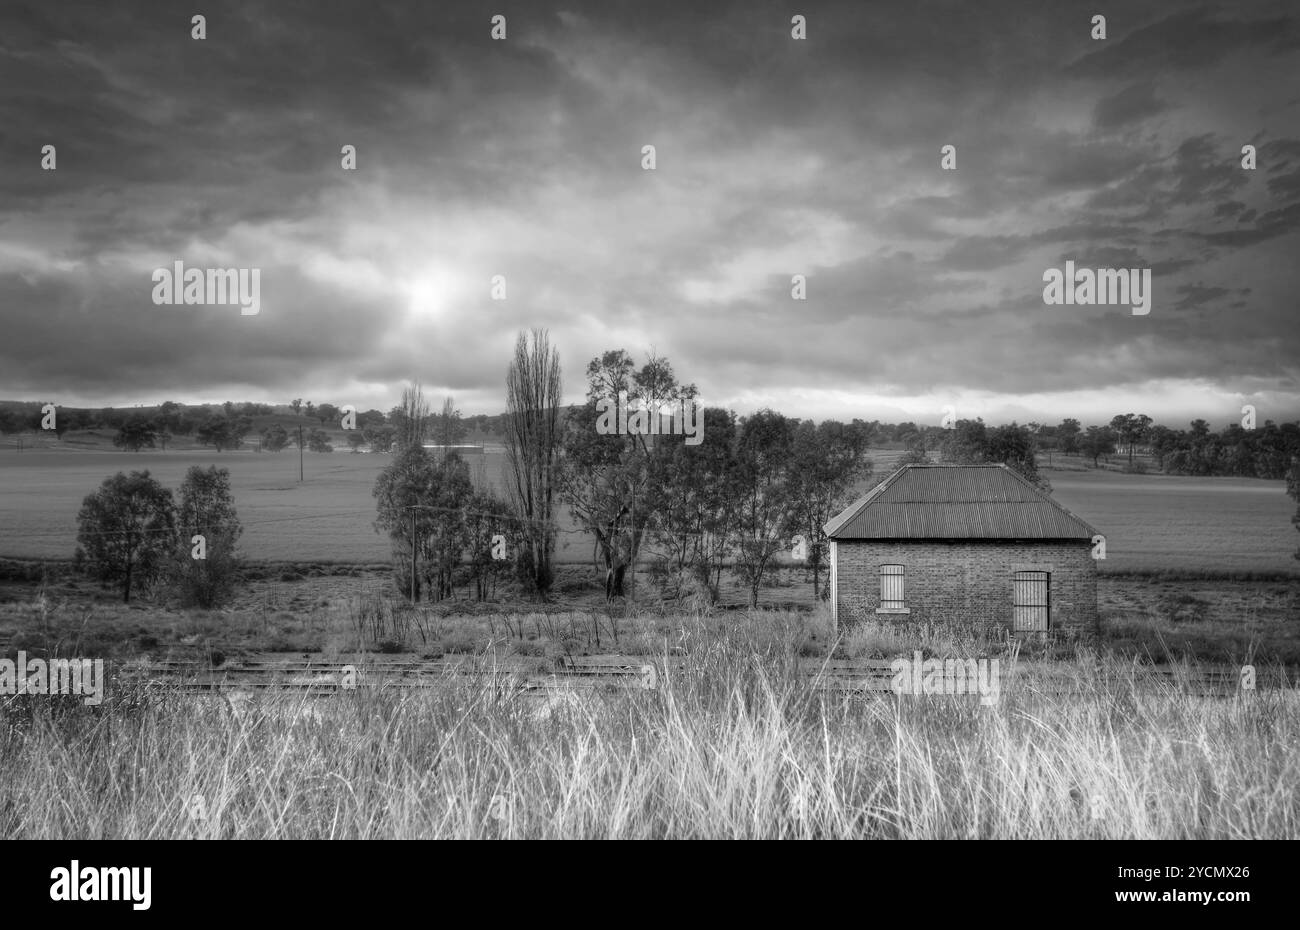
823 464 1099 633
421 444 485 455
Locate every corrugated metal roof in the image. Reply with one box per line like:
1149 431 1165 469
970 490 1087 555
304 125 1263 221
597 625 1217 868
823 464 1097 540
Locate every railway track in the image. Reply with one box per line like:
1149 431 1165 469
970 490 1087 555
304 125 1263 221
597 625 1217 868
104 654 1289 699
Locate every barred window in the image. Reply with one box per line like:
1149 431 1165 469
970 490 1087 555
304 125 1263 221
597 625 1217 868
1013 571 1050 631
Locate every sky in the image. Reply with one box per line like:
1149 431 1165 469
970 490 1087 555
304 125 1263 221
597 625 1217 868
2 0 1298 430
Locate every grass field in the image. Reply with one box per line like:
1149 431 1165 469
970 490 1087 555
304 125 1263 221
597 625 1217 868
1046 470 1298 575
3 638 1296 839
0 442 1296 575
0 445 584 563
3 528 1298 841
4 566 1297 667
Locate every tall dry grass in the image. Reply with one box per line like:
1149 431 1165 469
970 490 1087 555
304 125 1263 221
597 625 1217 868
2 636 1296 838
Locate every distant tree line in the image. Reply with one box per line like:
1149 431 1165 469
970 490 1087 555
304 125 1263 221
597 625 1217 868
841 413 1300 480
33 385 1300 604
6 398 1296 482
1034 414 1300 479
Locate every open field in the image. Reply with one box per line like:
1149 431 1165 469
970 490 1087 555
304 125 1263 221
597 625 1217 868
1 443 1296 576
1046 470 1297 575
0 445 571 563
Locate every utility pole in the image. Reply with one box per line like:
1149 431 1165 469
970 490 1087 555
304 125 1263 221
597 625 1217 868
298 425 304 482
627 476 636 602
410 506 417 603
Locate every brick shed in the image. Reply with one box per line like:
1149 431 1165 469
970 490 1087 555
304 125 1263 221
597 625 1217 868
823 464 1099 633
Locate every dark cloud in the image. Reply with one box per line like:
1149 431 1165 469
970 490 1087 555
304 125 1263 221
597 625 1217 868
1 0 1298 424
1093 82 1169 129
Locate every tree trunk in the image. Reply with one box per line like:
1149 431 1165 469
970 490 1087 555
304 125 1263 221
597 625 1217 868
606 563 626 600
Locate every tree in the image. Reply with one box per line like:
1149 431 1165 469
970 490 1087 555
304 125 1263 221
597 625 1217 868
897 442 931 465
357 409 387 429
1147 424 1177 471
363 424 396 453
173 407 199 436
733 409 798 607
559 390 640 600
372 445 472 602
316 403 340 426
986 423 1048 489
171 465 243 607
504 329 562 597
196 416 248 451
113 415 158 452
67 408 92 433
1080 425 1117 467
391 384 431 451
787 419 872 599
940 418 988 464
1109 413 1152 467
424 453 475 600
290 398 303 416
75 471 176 602
1254 421 1300 479
557 348 682 601
157 401 183 431
430 397 468 450
0 408 21 435
1288 456 1300 562
893 421 918 443
261 423 290 452
935 416 1045 483
374 445 434 601
465 488 515 600
307 428 333 453
346 430 367 453
97 406 126 431
1057 418 1082 454
642 406 739 604
304 401 316 421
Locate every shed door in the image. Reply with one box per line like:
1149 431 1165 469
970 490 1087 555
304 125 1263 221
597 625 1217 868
1013 571 1049 631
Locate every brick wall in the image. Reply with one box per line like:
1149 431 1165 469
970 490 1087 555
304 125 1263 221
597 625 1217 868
830 539 1097 632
